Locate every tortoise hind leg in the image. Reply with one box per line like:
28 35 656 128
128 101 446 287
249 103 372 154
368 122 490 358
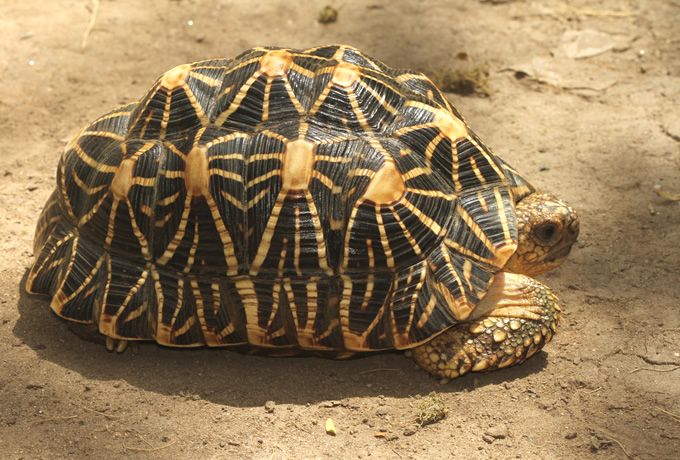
412 272 561 382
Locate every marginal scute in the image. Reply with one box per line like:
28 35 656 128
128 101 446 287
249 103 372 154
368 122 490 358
184 146 210 197
160 64 191 90
281 139 315 191
495 243 518 269
259 50 293 77
331 61 361 88
362 158 405 204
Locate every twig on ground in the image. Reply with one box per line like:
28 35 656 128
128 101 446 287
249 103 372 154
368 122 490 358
629 365 680 374
81 0 100 49
123 438 176 452
31 414 78 425
359 368 401 375
82 406 119 419
653 406 680 423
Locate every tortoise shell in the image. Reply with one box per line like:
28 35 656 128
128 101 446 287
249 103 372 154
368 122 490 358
27 45 536 352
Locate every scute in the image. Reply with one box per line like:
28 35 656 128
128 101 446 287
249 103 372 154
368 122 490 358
27 45 532 353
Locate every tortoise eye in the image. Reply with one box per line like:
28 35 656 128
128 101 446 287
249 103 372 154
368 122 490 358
535 223 559 244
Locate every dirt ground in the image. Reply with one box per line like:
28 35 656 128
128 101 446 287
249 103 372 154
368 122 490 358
1 0 679 458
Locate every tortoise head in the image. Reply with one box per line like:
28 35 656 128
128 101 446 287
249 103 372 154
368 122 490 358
504 193 580 277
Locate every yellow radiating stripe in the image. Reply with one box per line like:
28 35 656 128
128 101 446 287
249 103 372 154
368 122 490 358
341 200 363 272
246 169 281 188
357 78 399 115
247 152 284 162
281 72 306 116
188 69 223 88
447 202 500 261
246 187 270 210
132 176 156 187
214 70 264 126
72 143 119 173
311 170 335 190
159 85 174 140
53 251 106 307
375 205 395 269
389 203 423 256
192 278 217 344
405 188 456 201
167 278 186 337
474 140 505 182
79 129 126 142
157 190 182 207
400 198 442 236
346 86 372 132
77 189 111 227
209 168 243 182
262 75 272 122
424 132 445 162
468 154 487 187
308 77 335 118
104 197 120 249
127 195 151 259
313 154 352 163
250 190 286 275
215 322 236 340
157 193 193 264
27 232 74 287
494 186 514 246
105 267 150 329
180 79 211 126
71 169 109 195
443 237 495 266
303 189 332 274
395 73 431 85
478 190 489 212
163 170 184 179
361 273 375 311
289 61 316 79
208 152 246 161
183 219 200 273
284 279 298 326
294 209 302 276
219 190 246 211
164 139 187 159
415 295 438 329
402 166 432 180
269 281 284 329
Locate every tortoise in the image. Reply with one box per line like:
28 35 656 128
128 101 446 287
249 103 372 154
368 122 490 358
26 45 579 380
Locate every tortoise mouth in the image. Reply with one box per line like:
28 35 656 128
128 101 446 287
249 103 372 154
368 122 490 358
545 243 574 263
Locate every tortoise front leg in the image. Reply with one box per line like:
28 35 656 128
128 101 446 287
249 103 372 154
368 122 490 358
412 272 561 382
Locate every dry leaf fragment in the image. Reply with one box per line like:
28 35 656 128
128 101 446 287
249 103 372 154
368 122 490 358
654 185 680 201
325 418 337 435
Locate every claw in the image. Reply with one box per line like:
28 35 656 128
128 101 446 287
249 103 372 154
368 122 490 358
116 339 129 353
105 336 130 353
105 336 115 352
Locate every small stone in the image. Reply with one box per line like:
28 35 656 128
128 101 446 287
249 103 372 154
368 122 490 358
376 407 388 416
565 432 578 440
385 432 399 441
403 426 417 436
484 424 508 439
264 400 275 413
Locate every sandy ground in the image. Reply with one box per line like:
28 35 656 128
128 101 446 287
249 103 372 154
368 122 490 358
1 1 679 458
